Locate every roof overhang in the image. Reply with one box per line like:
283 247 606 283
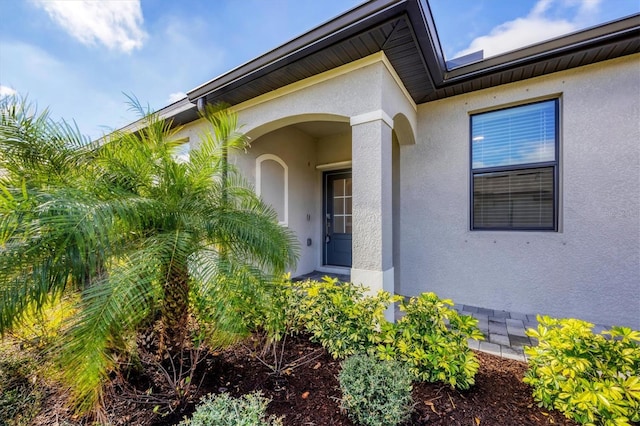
184 0 639 111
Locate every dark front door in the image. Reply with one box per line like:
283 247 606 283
324 170 352 267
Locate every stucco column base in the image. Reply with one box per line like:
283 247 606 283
350 267 395 322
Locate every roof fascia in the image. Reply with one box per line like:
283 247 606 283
115 97 197 135
186 0 411 101
441 14 640 84
404 0 446 86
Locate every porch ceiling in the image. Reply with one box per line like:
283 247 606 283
292 121 351 138
186 0 640 110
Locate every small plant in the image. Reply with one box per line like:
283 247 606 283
339 353 414 426
378 293 484 389
7 294 77 350
524 316 640 425
240 274 323 387
0 295 76 425
0 343 45 426
179 391 283 426
297 277 400 359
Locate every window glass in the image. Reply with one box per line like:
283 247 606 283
172 141 190 163
472 101 556 169
471 99 558 231
334 178 345 196
473 167 554 229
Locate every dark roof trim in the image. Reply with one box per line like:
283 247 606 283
187 0 410 101
185 0 639 108
116 97 198 135
404 0 445 85
443 14 640 83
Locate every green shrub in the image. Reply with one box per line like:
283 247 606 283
179 391 282 426
297 277 400 359
377 293 484 390
241 274 306 341
339 353 414 426
296 280 481 389
0 296 76 425
0 344 44 426
524 316 640 425
238 274 321 379
8 294 77 350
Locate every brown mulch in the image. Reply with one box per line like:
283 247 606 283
33 334 577 425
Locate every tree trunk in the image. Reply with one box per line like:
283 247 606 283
160 263 190 355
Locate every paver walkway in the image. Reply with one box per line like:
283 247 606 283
451 304 537 361
294 270 610 362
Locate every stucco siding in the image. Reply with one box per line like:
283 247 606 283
401 54 640 328
234 126 319 277
237 61 385 138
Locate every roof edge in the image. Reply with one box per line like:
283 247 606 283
442 13 640 84
186 0 409 101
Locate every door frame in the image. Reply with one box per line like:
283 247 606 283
322 169 352 266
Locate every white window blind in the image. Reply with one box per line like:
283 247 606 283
472 101 556 169
471 100 558 231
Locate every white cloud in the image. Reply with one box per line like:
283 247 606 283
0 85 18 98
31 0 147 53
453 0 601 59
167 92 187 104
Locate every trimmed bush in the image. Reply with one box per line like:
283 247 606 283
297 277 399 359
378 293 484 389
179 391 282 426
339 353 414 426
524 316 640 425
296 280 482 389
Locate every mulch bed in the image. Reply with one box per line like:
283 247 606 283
34 334 577 425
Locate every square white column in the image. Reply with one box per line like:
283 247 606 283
350 111 395 320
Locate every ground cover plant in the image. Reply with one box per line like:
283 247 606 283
524 316 640 425
178 391 282 426
339 353 414 426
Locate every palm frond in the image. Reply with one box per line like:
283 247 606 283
1 96 300 416
59 247 161 412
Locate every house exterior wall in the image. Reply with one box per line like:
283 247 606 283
401 54 640 328
234 126 319 277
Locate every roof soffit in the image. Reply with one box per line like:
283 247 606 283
185 1 640 108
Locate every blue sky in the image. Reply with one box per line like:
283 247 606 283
1 0 637 140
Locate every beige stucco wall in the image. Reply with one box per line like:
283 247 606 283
401 54 640 328
169 52 639 327
234 126 319 276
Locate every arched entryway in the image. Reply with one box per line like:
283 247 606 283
239 118 353 277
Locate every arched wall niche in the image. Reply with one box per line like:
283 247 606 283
255 153 288 226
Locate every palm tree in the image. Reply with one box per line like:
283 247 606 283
0 97 299 413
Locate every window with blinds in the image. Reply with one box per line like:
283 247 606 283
470 99 558 230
